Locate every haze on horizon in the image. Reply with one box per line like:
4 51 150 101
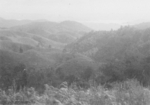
0 0 150 25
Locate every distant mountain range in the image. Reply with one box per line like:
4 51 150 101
11 20 91 42
84 21 150 31
0 17 92 47
2 17 150 31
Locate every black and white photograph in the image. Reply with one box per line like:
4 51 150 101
0 0 150 105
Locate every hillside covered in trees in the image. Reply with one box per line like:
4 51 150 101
65 26 150 86
1 18 150 92
1 17 150 104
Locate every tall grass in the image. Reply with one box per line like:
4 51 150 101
0 79 150 105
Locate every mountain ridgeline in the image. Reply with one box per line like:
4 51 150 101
1 17 150 91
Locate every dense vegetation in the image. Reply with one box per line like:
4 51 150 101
2 25 150 90
65 26 150 86
0 80 150 105
1 18 150 104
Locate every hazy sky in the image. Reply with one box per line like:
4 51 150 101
0 0 150 24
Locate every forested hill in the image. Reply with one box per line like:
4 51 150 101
65 26 150 62
64 26 150 86
2 20 150 92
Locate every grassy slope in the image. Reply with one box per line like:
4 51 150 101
0 79 150 105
